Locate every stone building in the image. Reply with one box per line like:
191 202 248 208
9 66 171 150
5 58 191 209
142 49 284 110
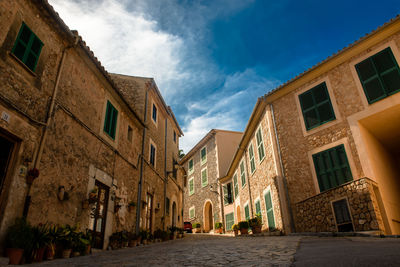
180 130 242 232
0 0 183 251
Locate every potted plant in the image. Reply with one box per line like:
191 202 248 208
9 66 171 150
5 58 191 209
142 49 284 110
214 222 223 234
82 229 93 255
177 228 184 238
161 230 169 242
194 222 201 233
88 188 98 203
128 201 136 212
139 230 149 245
58 224 75 258
168 226 177 240
121 231 129 247
232 224 239 236
45 224 59 260
5 218 33 265
109 233 120 250
248 215 262 234
238 221 249 235
31 223 50 262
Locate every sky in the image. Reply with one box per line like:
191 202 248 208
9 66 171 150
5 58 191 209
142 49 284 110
48 0 400 152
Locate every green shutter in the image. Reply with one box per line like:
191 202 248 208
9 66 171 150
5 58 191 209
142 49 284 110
249 145 256 173
233 174 239 197
255 200 262 223
225 212 234 231
312 144 353 192
223 184 229 205
244 205 250 220
201 148 207 163
201 168 208 187
189 208 195 219
188 159 193 173
189 179 194 195
299 82 336 130
256 129 265 160
12 23 43 72
264 191 275 229
355 47 400 104
240 162 246 187
103 101 118 139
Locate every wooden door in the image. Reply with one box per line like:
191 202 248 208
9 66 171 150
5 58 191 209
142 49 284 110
145 193 153 232
92 181 109 249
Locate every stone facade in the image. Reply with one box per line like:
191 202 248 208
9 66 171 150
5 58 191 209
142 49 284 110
0 0 183 251
181 130 242 232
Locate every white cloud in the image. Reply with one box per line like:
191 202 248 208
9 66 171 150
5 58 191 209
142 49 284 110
48 0 187 95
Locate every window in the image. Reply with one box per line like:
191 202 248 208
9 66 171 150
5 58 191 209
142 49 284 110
248 144 256 173
166 197 170 215
188 177 194 196
189 206 195 219
332 199 354 232
223 183 233 205
244 204 250 220
188 159 194 175
355 47 400 104
233 173 239 198
264 190 275 229
225 212 234 231
240 161 246 187
127 125 133 142
312 144 353 192
152 103 157 123
255 200 261 217
299 82 336 131
201 167 208 187
103 100 118 139
173 131 176 143
150 142 156 167
200 147 207 165
12 23 43 72
256 127 265 162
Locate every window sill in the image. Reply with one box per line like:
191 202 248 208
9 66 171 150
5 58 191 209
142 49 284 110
9 52 37 77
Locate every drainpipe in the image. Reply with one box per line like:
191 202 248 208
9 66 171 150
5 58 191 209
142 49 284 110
243 149 254 217
136 89 148 234
219 182 225 233
23 36 79 217
270 104 295 233
163 117 168 230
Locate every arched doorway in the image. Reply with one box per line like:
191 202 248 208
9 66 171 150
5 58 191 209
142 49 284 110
204 201 213 232
237 205 241 222
172 202 177 227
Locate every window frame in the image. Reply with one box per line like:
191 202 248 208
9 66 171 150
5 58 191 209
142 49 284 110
149 139 157 168
233 173 239 198
188 159 194 175
201 167 208 187
189 206 195 219
151 102 158 126
188 177 194 196
12 22 44 72
255 126 266 163
225 212 235 232
240 160 246 188
248 142 256 174
263 187 276 229
102 99 119 142
200 146 207 165
244 203 250 220
223 182 233 205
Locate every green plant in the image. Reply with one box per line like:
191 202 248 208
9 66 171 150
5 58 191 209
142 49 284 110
139 230 150 240
5 218 34 249
248 215 262 228
153 229 163 240
238 221 249 230
232 224 239 231
168 226 178 233
57 224 78 250
31 224 50 250
194 222 201 228
214 222 223 229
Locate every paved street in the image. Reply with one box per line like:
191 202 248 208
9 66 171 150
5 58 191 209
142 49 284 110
2 234 397 267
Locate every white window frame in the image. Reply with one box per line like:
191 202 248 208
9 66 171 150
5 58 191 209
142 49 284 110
233 172 239 198
188 159 194 175
240 159 246 188
189 206 195 219
201 167 208 187
188 177 194 196
151 101 158 126
248 142 256 174
149 138 157 168
256 126 266 163
200 146 207 165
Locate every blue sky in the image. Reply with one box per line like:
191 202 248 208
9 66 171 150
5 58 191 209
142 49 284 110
49 0 399 152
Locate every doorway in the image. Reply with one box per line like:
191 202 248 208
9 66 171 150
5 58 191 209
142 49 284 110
203 201 213 232
145 193 153 232
0 133 16 222
236 206 241 222
91 181 109 249
172 202 177 227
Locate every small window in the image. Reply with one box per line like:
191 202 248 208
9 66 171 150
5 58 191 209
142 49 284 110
248 144 256 173
189 206 195 219
127 125 133 142
225 212 234 231
189 177 194 196
188 159 194 175
166 197 170 215
201 167 208 187
12 23 43 72
104 100 118 139
240 161 246 187
256 128 265 162
200 147 207 165
223 183 233 205
299 82 336 131
355 47 400 104
152 103 157 123
150 143 156 167
332 199 354 232
244 204 250 220
233 173 239 198
173 131 177 143
312 144 353 192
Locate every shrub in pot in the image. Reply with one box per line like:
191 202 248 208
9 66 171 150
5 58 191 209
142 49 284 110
194 222 201 233
139 230 149 245
31 223 50 262
168 226 177 240
5 218 33 265
58 224 76 258
45 224 60 260
128 232 138 247
238 221 249 235
232 224 239 236
248 215 262 234
214 222 223 234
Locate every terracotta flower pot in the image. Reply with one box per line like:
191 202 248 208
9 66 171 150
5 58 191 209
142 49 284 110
7 248 24 265
85 244 91 255
240 228 248 235
252 226 262 234
234 229 239 236
62 249 72 259
45 244 55 260
129 240 137 247
33 247 46 262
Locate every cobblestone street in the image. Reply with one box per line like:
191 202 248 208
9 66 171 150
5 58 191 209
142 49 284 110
27 234 301 267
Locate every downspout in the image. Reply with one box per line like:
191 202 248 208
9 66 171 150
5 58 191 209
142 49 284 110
270 104 295 233
136 88 148 234
23 36 78 217
163 117 168 230
219 182 225 233
243 149 254 217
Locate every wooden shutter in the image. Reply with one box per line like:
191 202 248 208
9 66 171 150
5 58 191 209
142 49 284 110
244 205 250 220
264 191 275 229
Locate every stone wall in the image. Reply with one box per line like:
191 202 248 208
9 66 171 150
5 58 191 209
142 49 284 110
295 178 385 232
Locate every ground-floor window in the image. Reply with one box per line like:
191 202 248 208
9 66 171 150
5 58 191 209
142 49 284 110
332 198 354 232
244 204 250 220
225 212 234 231
264 190 275 229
